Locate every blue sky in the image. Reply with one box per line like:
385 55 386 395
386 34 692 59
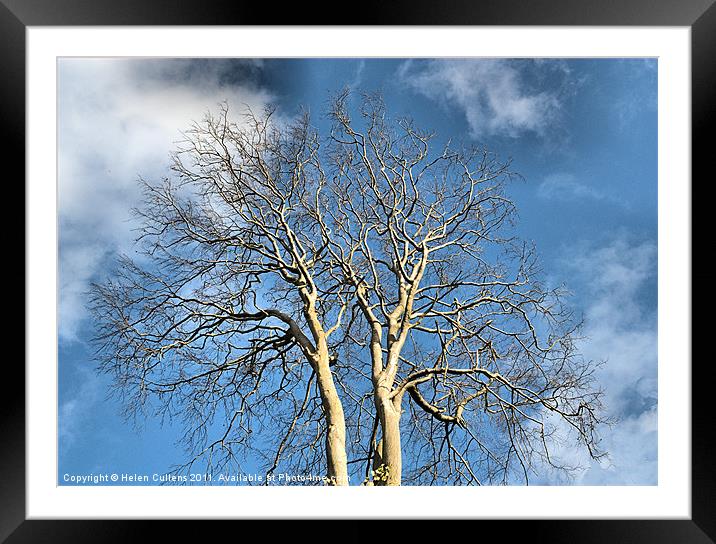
58 58 657 485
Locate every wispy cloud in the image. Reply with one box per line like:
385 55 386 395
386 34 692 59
542 236 657 484
59 365 102 453
537 172 605 202
58 59 272 342
613 59 658 132
398 59 568 139
348 60 366 90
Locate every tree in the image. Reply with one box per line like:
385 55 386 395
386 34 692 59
90 92 605 486
91 105 351 485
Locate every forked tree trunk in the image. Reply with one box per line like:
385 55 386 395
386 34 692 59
315 363 349 485
373 392 402 486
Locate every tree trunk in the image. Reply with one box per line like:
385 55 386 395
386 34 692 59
315 366 349 486
374 393 402 486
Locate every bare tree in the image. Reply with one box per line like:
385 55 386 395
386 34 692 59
91 105 351 485
90 93 605 487
316 92 605 485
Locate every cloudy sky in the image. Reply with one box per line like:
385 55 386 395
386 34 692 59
58 58 657 485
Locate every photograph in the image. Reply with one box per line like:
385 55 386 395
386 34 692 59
57 57 658 487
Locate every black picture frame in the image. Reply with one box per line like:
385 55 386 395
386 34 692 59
4 1 711 541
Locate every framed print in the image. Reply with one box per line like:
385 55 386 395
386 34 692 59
5 0 712 542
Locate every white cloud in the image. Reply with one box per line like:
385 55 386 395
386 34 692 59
537 172 605 202
58 59 272 342
613 59 658 131
547 236 658 484
59 365 102 453
348 59 366 90
399 59 564 138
